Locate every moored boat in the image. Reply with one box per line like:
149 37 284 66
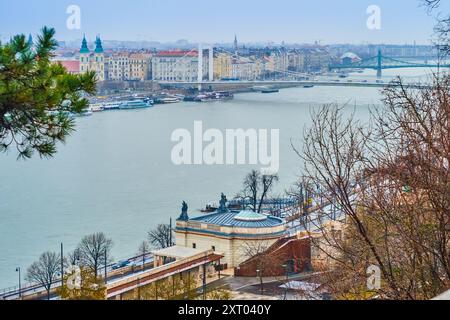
119 99 153 110
215 91 234 100
201 203 218 213
261 88 280 93
89 103 104 112
183 95 198 102
102 102 121 111
188 91 234 102
155 97 181 104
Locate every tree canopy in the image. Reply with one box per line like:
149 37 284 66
0 27 96 159
26 251 61 300
58 267 106 300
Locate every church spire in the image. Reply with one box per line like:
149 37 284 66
80 34 89 54
94 35 104 54
234 34 238 51
27 34 33 47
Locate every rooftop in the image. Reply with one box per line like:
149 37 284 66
190 210 284 228
56 60 79 73
234 210 268 222
156 50 198 57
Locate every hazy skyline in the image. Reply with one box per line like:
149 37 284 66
1 0 449 45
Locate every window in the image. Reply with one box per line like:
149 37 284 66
212 246 216 251
192 243 196 249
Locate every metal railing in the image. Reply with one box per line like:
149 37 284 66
1 252 155 300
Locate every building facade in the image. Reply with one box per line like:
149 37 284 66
79 35 106 81
107 52 152 81
107 52 130 81
288 50 306 72
230 57 262 80
129 53 152 81
303 48 331 72
175 195 286 269
234 236 312 277
214 52 233 80
152 50 199 82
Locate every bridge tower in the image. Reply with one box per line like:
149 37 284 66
208 46 214 82
377 49 382 78
198 44 203 91
197 44 214 90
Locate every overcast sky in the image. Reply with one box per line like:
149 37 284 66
1 0 448 44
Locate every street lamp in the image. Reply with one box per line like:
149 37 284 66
137 278 141 300
15 267 21 300
282 264 288 300
104 250 107 285
60 243 64 289
202 254 207 300
256 269 263 295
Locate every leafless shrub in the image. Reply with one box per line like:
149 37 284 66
295 74 450 299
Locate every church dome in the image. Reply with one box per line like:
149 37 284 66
234 210 268 222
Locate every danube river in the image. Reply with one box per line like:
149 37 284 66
0 68 433 288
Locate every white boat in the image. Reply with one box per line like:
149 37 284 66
154 96 181 104
89 103 104 112
158 97 181 104
119 100 153 110
102 102 121 111
198 91 234 102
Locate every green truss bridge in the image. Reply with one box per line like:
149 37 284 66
329 49 450 77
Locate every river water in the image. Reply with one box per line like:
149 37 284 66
0 68 435 288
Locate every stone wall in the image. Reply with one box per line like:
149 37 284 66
175 230 281 268
234 237 312 277
97 80 161 95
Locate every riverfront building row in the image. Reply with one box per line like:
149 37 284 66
54 36 437 85
56 36 334 82
78 35 152 82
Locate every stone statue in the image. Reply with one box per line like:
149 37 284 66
178 201 189 221
218 193 229 213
